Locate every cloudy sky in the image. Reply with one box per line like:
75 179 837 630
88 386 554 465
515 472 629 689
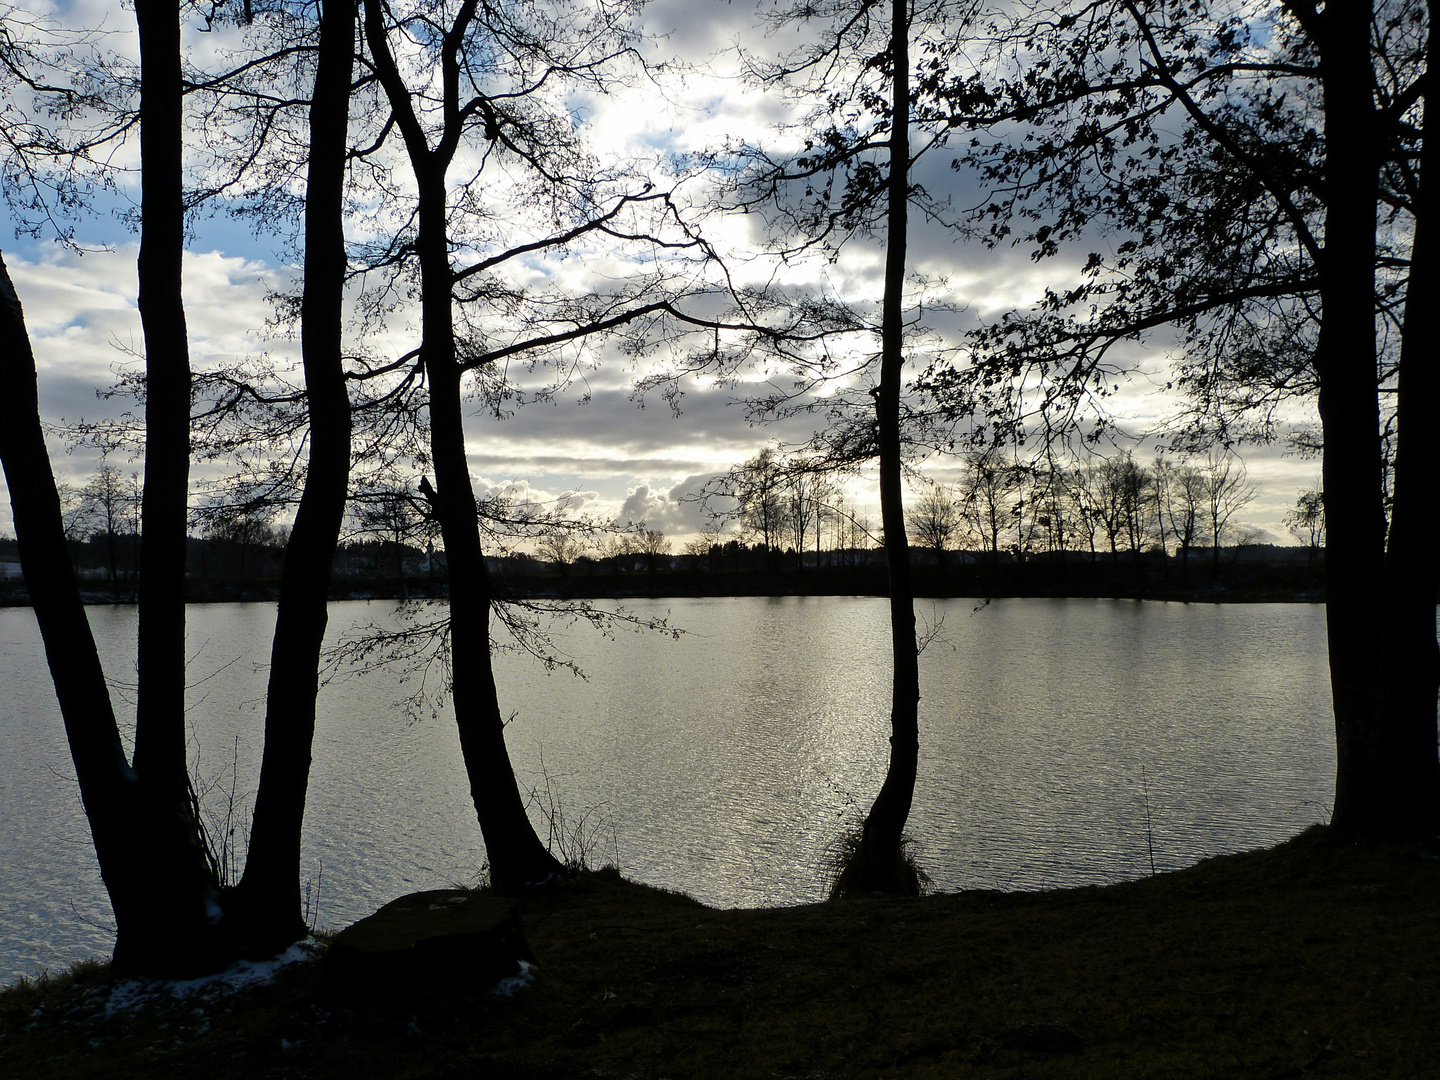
0 0 1322 546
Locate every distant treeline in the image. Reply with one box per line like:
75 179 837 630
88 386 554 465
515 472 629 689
0 531 1324 605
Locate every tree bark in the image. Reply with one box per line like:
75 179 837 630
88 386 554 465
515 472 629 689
1377 14 1440 835
857 0 921 893
236 0 357 951
132 0 192 790
1311 1 1391 834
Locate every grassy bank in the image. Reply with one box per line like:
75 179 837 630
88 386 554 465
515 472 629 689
3 827 1436 1079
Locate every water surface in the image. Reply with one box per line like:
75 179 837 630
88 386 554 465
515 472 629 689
0 596 1334 983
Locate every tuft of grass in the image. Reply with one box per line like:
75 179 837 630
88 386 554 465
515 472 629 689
826 822 934 899
524 752 619 874
1 957 109 1017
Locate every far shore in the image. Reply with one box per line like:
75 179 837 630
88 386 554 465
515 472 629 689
0 559 1327 610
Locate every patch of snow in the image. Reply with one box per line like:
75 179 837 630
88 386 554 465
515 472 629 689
489 959 535 998
99 939 322 1017
167 940 320 999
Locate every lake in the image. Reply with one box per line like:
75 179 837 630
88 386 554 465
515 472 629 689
0 596 1335 984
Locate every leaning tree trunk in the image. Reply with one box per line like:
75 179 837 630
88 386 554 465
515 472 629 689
1 255 235 975
235 0 357 952
1313 1 1392 835
415 163 561 890
849 0 921 896
1377 18 1440 836
363 0 562 891
1 0 250 976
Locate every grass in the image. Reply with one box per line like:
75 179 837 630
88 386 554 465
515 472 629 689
3 826 1437 1079
826 825 934 899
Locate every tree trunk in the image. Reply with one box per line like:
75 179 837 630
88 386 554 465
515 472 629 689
1377 18 1440 835
362 0 562 890
1313 2 1391 834
854 0 921 895
1 256 233 976
132 0 192 789
236 0 356 951
115 0 233 973
429 356 563 890
418 170 559 886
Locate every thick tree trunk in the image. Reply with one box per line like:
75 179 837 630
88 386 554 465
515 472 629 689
1378 19 1440 835
1313 3 1391 834
856 0 921 894
236 0 356 952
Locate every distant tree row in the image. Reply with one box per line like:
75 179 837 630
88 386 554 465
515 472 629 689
907 450 1262 572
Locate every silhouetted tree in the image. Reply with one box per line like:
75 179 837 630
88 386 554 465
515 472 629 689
0 0 359 971
1160 461 1207 578
735 0 983 894
75 463 141 588
958 452 1013 565
361 0 733 887
0 0 237 975
1285 488 1326 572
735 448 788 569
536 529 587 578
907 484 960 566
234 0 358 955
925 0 1436 832
1201 452 1257 571
635 529 671 574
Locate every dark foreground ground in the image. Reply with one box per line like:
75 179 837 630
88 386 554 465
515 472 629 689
3 827 1436 1079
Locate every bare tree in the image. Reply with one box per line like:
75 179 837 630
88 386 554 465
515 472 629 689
958 452 1013 565
682 523 726 573
535 529 587 578
1 0 360 971
735 448 788 568
635 529 671 575
1285 489 1325 572
1202 452 1258 571
906 483 960 567
75 462 141 588
1161 461 1208 579
596 532 635 574
360 0 728 887
931 0 1436 833
1059 464 1101 561
730 0 984 895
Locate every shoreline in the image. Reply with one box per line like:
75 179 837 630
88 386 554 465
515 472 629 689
3 828 1436 1078
0 563 1327 608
